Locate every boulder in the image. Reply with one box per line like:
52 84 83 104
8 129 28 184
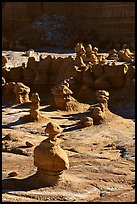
78 117 93 128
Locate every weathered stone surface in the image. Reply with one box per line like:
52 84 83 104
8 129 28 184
52 84 73 110
14 82 30 104
27 57 39 73
2 67 11 82
107 49 119 60
78 117 93 128
23 57 38 87
82 66 94 87
104 63 128 88
2 2 135 50
34 122 69 185
23 67 36 87
29 93 40 121
93 106 104 125
118 48 134 63
33 55 53 88
10 66 24 82
2 55 7 66
3 82 16 101
94 74 111 90
92 64 104 79
125 65 135 87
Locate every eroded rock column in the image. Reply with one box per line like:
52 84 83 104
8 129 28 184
34 122 69 185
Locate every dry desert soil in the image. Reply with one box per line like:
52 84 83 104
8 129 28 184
2 51 135 202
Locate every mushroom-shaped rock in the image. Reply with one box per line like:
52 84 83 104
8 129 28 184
51 84 74 110
96 90 109 112
34 122 69 185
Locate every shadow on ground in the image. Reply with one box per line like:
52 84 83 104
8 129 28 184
2 173 52 192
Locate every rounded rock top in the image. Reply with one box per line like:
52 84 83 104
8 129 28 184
45 122 63 135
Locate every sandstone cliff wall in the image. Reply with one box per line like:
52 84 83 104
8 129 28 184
2 2 135 48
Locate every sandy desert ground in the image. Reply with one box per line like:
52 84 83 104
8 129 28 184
2 50 135 202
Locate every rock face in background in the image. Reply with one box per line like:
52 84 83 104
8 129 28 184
2 2 135 49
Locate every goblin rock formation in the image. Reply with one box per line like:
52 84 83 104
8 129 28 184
34 122 69 185
51 83 74 110
29 93 40 121
92 90 110 125
14 82 30 104
93 106 104 125
51 82 87 111
96 90 109 112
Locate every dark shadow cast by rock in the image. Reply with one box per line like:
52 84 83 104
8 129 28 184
11 102 31 109
62 124 81 133
62 111 92 120
2 117 25 128
2 173 53 192
2 114 49 129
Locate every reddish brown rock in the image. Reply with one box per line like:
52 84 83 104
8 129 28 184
10 66 24 82
3 82 16 101
2 66 11 82
94 74 111 90
96 90 109 112
92 64 104 79
93 107 104 125
34 122 69 185
2 55 7 67
104 63 129 88
29 93 40 121
78 117 93 128
82 66 94 87
14 82 30 104
33 55 53 88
